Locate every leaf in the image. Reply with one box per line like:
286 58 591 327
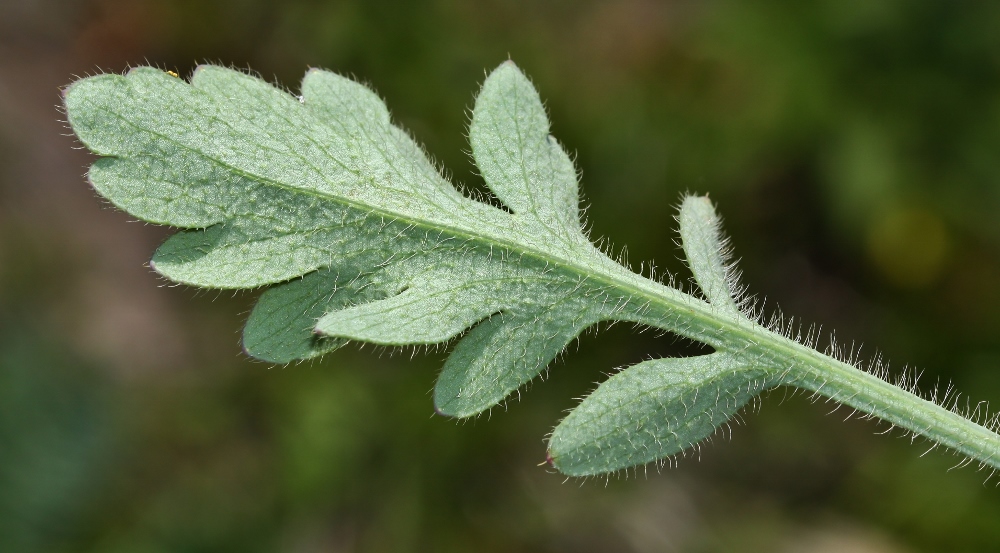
548 353 775 476
434 300 600 417
242 268 382 363
66 62 1000 478
469 62 581 234
65 62 669 408
678 195 742 316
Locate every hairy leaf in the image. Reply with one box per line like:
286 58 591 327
65 62 1000 478
549 353 777 475
679 196 741 316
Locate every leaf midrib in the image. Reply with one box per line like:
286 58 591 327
92 95 817 371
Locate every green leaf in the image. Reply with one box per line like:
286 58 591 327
548 353 776 476
242 268 382 363
65 62 1000 478
678 195 742 316
470 62 581 235
65 62 658 402
434 300 600 417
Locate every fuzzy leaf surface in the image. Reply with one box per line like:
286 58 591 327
549 353 776 476
679 196 741 316
67 62 1000 479
64 62 695 416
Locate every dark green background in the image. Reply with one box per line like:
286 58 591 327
3 1 1000 551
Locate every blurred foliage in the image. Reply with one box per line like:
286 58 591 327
2 0 1000 551
0 327 113 553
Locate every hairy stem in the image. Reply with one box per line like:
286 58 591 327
775 337 1000 470
589 256 1000 471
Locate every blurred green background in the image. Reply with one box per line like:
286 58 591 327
3 0 1000 551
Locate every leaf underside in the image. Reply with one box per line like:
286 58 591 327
66 61 772 476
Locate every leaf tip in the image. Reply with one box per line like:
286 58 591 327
431 395 470 419
239 336 255 360
489 59 527 81
680 193 714 212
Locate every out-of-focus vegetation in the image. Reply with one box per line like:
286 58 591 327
2 1 1000 551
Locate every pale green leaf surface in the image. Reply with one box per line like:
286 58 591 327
243 268 383 363
679 196 741 316
549 353 776 476
434 300 602 417
65 62 653 407
470 62 582 240
66 62 1000 478
316 282 502 345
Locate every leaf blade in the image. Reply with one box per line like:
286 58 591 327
471 62 582 239
679 195 742 316
66 63 752 468
243 268 383 363
434 301 600 417
548 353 775 476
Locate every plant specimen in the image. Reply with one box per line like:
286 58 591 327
63 61 1000 477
